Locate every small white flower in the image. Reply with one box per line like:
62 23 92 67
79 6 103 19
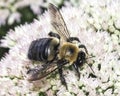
8 12 21 25
0 9 9 25
0 0 45 25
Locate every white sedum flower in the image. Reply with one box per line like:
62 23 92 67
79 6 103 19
0 0 45 25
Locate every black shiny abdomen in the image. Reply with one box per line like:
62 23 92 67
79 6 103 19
28 38 57 61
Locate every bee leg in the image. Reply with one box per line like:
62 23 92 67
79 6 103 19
79 44 88 54
48 31 60 39
67 37 80 42
73 63 80 80
58 67 68 89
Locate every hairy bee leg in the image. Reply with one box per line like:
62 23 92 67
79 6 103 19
73 63 80 80
48 31 60 39
58 67 68 89
79 44 88 54
67 37 80 42
55 59 69 89
57 59 68 89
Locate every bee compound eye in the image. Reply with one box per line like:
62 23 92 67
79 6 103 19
76 51 86 65
79 51 86 57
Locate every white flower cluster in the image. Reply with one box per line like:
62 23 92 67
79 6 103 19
0 0 120 96
80 0 120 44
0 0 44 25
0 0 64 26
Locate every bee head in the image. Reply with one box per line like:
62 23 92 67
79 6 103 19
76 43 89 66
76 51 86 66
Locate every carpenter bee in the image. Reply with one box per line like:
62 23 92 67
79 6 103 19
27 3 93 89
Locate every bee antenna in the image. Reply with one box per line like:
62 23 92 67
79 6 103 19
86 63 95 74
86 55 95 59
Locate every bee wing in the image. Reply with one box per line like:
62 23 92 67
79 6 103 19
48 3 70 41
27 60 68 81
27 62 57 81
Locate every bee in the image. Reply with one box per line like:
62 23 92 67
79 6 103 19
27 3 93 89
